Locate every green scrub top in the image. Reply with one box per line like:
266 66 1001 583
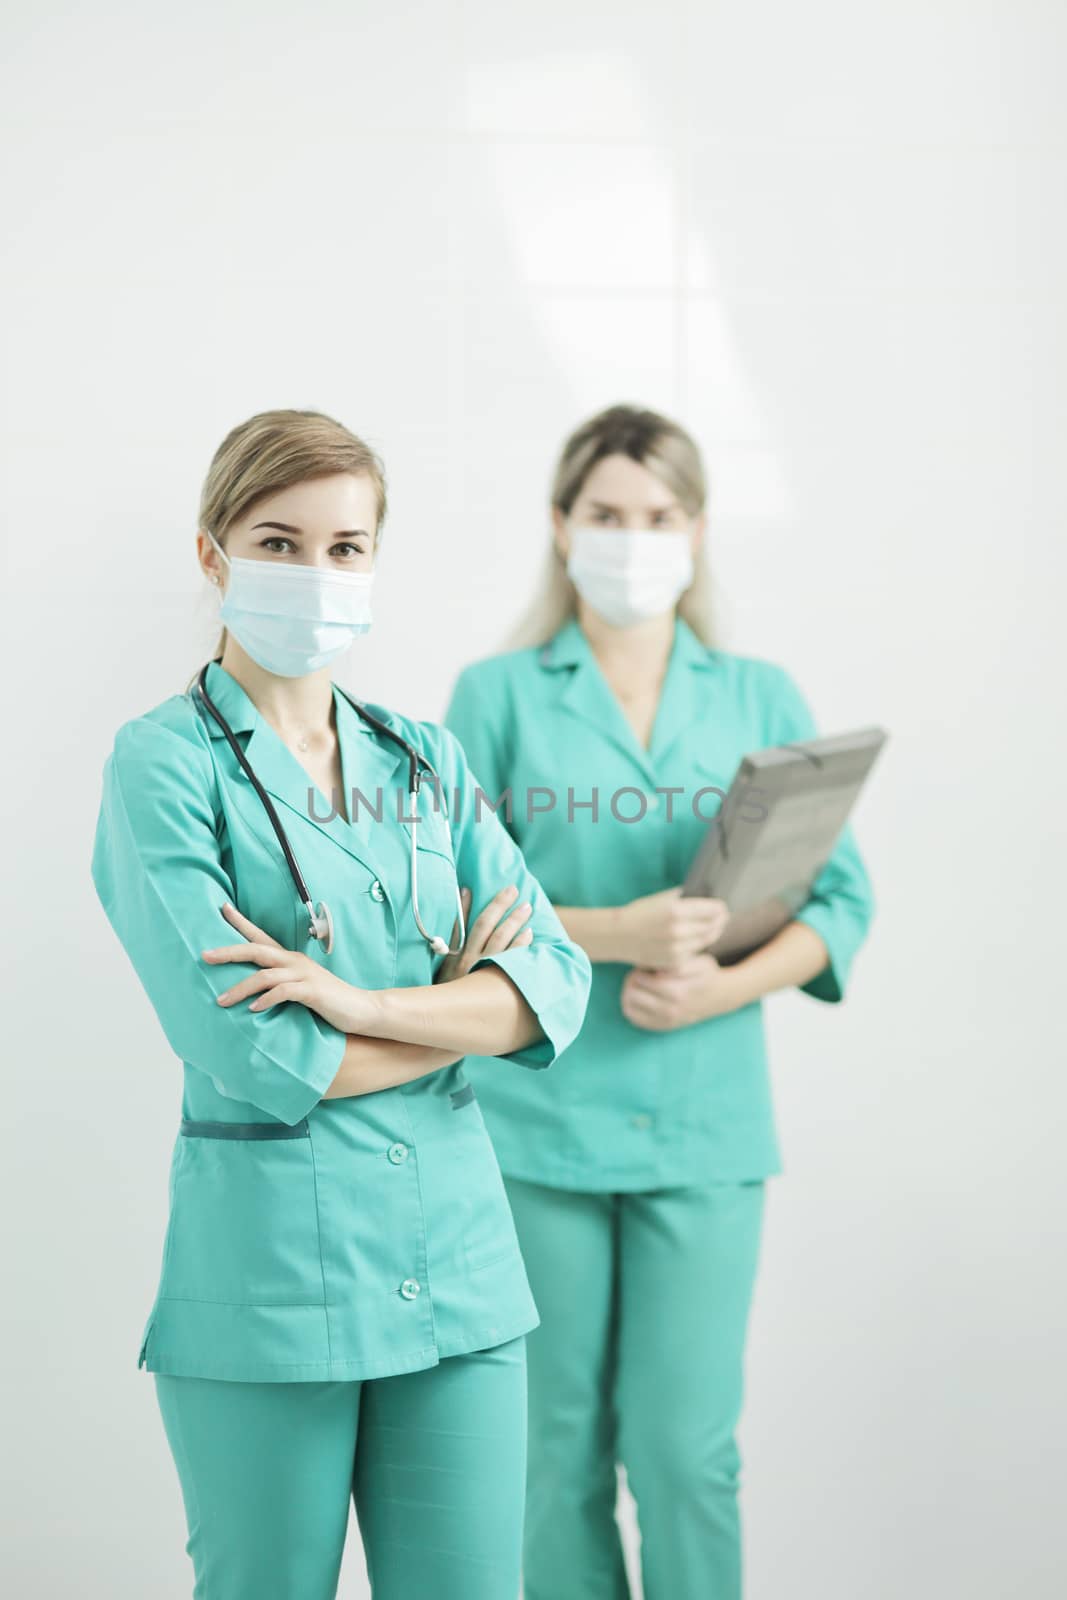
443 614 875 1192
90 659 592 1382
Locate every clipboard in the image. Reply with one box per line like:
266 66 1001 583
681 725 887 964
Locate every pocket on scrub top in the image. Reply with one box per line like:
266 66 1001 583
162 1119 326 1306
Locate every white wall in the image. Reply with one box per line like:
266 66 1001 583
2 3 1064 1595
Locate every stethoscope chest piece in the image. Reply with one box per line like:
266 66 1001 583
308 900 334 955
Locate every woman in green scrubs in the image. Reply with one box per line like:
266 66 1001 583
90 408 591 1600
444 402 875 1600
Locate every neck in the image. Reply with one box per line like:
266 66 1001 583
218 642 336 739
576 602 676 679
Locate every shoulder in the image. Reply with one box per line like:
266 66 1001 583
447 643 544 711
703 647 814 740
708 648 804 700
446 640 579 743
452 642 545 685
105 690 215 788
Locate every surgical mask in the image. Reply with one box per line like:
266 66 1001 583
566 526 694 627
206 528 375 677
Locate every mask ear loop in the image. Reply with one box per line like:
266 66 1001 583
204 526 231 577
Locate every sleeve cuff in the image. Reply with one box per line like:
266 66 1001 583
792 904 852 1004
470 945 591 1070
206 1021 349 1125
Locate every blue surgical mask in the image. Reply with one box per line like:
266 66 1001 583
206 529 375 677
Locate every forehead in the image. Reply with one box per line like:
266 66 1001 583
241 472 379 529
577 452 678 508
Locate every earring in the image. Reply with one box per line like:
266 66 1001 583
211 575 220 585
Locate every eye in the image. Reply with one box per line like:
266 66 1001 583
261 536 295 554
331 541 368 560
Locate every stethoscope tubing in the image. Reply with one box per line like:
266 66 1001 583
191 662 465 957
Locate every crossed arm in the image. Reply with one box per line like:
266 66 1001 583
203 883 540 1099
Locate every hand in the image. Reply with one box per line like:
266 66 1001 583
620 953 738 1031
616 887 730 970
202 901 375 1034
434 884 533 983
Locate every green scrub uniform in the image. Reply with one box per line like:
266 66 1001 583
444 614 875 1599
90 658 592 1596
153 1335 527 1600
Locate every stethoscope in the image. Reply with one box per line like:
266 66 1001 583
191 662 466 958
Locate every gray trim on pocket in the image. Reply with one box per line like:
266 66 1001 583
449 1083 476 1110
179 1117 310 1140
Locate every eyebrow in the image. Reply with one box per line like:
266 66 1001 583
251 520 372 539
587 499 680 515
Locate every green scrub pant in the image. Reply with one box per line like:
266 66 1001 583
152 1335 527 1599
504 1176 766 1600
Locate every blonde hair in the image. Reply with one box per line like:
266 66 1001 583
186 408 388 690
506 402 716 650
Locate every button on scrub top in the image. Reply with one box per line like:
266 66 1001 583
443 616 876 1192
90 660 592 1382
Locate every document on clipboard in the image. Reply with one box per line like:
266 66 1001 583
681 726 887 964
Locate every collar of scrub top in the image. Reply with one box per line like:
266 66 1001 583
535 613 724 788
190 659 465 957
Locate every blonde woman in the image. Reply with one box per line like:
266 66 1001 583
443 403 875 1599
90 408 591 1598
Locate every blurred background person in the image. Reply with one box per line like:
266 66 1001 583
444 403 875 1599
